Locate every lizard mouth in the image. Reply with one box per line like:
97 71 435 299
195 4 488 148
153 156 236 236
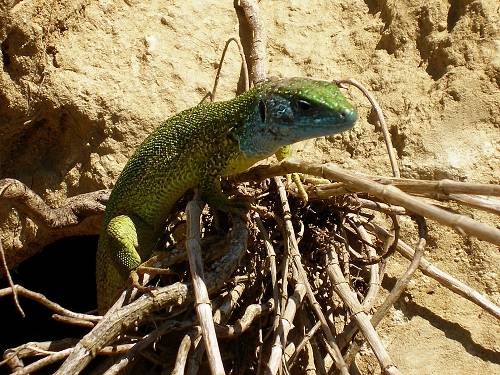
290 107 358 140
317 106 358 127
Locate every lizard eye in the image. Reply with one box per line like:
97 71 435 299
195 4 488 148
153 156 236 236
296 99 312 111
258 99 266 122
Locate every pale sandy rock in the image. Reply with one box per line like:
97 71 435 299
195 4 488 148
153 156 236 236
0 1 498 373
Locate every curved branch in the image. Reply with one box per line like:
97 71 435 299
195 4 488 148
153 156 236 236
0 179 108 229
0 178 109 267
238 0 268 83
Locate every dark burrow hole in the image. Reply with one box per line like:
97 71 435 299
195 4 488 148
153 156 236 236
1 38 10 69
447 0 462 32
0 236 98 361
364 0 380 15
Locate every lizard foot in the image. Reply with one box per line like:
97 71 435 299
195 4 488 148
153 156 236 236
130 270 156 294
286 173 332 206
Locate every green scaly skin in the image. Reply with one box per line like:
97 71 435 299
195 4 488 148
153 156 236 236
96 77 357 312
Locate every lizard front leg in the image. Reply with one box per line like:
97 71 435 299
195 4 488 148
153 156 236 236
97 214 153 312
275 145 331 204
106 215 142 273
275 145 309 203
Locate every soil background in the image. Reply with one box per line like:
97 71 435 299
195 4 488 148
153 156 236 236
0 0 499 374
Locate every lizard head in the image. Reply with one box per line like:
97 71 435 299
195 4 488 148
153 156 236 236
236 77 357 159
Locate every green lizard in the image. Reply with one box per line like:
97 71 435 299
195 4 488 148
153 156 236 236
96 77 357 313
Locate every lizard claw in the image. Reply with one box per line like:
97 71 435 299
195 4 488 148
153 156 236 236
290 172 309 205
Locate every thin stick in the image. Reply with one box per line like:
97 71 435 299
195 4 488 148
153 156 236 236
279 220 290 332
238 165 500 197
336 78 400 178
9 342 138 375
239 0 268 83
0 240 24 317
364 176 500 196
51 315 95 328
0 285 100 322
185 198 225 375
172 331 196 375
300 312 328 375
103 320 193 375
2 338 78 370
353 218 380 310
237 159 500 245
287 320 321 368
366 222 500 320
184 282 248 375
324 241 401 375
358 198 408 215
185 335 205 375
210 37 249 102
254 214 281 325
448 193 500 215
266 282 306 375
12 348 73 375
342 216 427 364
274 177 349 375
304 340 317 375
213 282 247 324
215 300 274 337
318 184 500 236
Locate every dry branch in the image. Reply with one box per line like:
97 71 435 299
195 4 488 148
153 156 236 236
209 37 249 102
103 320 194 375
0 285 101 323
185 198 225 375
336 78 400 178
253 214 281 328
274 177 349 375
323 234 401 375
171 331 196 375
309 177 500 198
0 178 108 269
343 216 427 365
287 319 321 368
368 222 500 320
234 158 500 245
215 300 274 337
238 0 268 83
0 239 23 316
266 282 307 375
0 178 108 229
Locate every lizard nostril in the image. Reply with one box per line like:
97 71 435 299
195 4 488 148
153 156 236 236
342 108 357 124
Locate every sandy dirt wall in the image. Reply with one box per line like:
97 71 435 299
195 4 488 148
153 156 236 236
0 1 498 374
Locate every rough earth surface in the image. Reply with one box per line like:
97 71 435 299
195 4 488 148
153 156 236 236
0 0 498 374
